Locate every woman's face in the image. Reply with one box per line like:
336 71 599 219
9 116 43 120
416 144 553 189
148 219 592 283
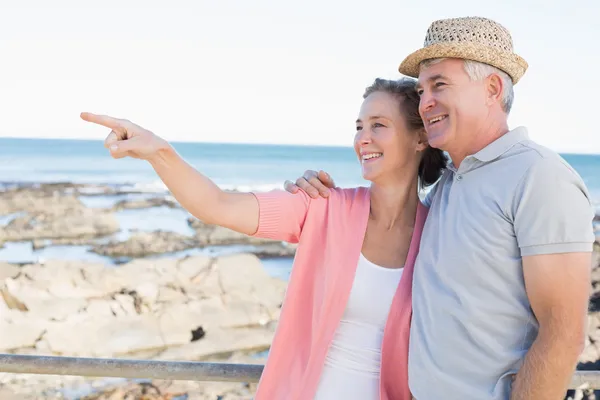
354 91 426 184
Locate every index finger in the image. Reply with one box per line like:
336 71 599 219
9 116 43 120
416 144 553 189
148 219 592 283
80 112 123 131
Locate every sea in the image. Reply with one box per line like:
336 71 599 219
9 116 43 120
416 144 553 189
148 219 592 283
1 137 599 274
0 137 371 276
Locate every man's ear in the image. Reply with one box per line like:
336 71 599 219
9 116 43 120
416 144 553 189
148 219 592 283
486 73 504 107
416 128 429 152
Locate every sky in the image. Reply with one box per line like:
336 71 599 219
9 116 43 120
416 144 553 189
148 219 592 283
0 0 598 153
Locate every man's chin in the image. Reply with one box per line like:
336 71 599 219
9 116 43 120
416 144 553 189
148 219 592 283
427 132 449 150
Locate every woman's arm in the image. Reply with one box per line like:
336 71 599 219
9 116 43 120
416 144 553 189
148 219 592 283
148 143 259 235
80 112 310 239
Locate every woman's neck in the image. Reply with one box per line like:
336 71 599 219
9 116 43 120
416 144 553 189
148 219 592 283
369 177 420 231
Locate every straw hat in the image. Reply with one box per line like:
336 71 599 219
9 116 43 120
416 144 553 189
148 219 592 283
399 17 528 84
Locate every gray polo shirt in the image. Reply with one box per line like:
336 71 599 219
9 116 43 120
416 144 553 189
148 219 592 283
409 127 595 399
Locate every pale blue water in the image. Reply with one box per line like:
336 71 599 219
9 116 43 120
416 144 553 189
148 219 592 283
0 137 367 192
1 137 598 199
1 138 369 270
0 137 599 269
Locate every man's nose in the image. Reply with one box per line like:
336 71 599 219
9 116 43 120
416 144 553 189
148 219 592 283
420 92 435 114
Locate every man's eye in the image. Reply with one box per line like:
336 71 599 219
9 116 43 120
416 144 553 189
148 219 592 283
435 82 446 87
373 123 384 128
356 126 362 131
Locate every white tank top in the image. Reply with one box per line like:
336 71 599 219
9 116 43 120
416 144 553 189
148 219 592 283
313 253 403 399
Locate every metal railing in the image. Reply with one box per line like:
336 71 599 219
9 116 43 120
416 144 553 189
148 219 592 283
0 353 599 390
0 354 263 382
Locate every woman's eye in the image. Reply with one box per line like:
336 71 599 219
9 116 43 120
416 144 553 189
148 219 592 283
373 123 384 128
435 82 446 88
356 126 362 131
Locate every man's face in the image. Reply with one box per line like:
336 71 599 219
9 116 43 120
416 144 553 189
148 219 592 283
416 58 489 153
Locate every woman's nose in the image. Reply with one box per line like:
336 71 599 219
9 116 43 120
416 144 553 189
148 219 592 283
357 129 372 145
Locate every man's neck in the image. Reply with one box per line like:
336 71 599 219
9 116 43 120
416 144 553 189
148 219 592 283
448 121 510 168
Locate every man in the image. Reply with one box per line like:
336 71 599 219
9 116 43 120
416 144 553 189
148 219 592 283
284 17 595 399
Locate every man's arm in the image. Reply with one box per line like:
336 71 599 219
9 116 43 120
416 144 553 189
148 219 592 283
510 252 591 399
510 157 595 399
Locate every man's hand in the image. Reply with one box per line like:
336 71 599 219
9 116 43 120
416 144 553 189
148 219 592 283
284 170 336 199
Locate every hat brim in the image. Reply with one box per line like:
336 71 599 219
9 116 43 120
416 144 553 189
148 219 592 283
398 42 528 84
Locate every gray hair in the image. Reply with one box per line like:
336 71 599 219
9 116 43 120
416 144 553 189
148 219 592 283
420 58 514 114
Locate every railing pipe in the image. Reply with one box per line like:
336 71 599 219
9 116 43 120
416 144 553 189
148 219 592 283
1 354 600 390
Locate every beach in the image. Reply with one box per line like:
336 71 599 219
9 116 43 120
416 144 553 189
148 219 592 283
1 138 600 399
0 181 292 399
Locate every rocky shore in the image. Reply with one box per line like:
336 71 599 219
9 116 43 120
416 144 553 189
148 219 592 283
0 182 296 263
0 182 293 398
1 182 599 399
0 254 280 399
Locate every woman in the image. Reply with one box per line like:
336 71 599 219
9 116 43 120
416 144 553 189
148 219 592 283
80 77 446 400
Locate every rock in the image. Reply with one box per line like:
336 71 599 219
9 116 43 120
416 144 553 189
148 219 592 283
157 297 268 340
17 260 114 300
0 262 20 281
91 231 199 258
0 184 121 244
113 294 139 316
0 247 288 399
0 283 28 311
25 297 88 321
0 184 82 215
111 197 179 211
75 379 255 400
134 281 160 304
0 319 46 351
80 382 167 400
216 254 286 309
177 254 287 307
245 243 297 258
158 326 274 361
85 299 117 318
0 250 286 400
0 253 285 358
156 285 188 304
108 257 182 289
580 342 600 364
44 314 166 357
188 217 279 246
3 277 53 308
0 208 119 242
31 237 99 250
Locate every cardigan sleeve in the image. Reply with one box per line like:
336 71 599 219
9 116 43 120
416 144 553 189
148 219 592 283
250 189 311 243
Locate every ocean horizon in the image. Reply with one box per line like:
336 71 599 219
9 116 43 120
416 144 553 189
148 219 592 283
0 137 367 193
2 136 600 198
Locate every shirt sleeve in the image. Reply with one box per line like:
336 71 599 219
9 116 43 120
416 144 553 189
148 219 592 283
512 157 595 257
250 189 311 243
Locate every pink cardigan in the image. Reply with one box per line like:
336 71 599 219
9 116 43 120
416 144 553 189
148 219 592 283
250 186 428 400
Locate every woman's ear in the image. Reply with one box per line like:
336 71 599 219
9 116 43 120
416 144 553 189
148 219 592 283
416 129 429 152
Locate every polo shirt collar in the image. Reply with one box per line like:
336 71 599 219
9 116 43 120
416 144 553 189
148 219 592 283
472 126 530 163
